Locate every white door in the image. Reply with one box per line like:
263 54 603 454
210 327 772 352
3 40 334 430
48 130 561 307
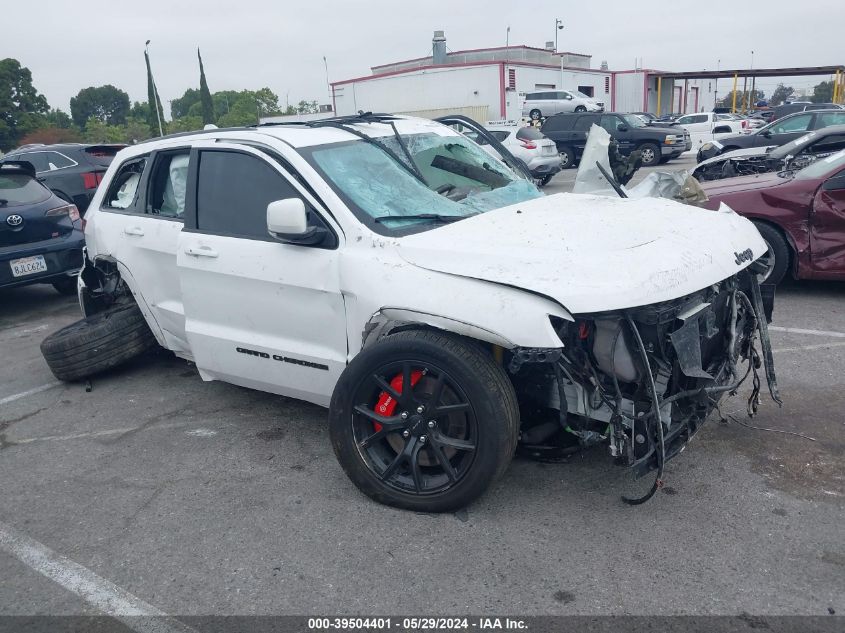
93 150 191 353
176 142 347 407
676 114 712 151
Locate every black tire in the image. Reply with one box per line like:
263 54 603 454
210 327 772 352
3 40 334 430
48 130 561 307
752 222 790 285
539 174 554 187
40 302 158 382
529 109 542 121
574 105 587 113
51 277 78 296
639 142 661 167
558 146 576 169
329 330 519 512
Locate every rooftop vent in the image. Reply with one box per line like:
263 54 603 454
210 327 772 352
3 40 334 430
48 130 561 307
433 31 447 65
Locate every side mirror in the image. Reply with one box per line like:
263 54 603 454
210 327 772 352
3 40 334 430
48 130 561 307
617 125 629 132
267 198 327 246
762 130 772 138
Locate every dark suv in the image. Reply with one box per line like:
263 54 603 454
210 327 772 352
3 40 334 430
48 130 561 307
2 143 125 213
540 112 691 167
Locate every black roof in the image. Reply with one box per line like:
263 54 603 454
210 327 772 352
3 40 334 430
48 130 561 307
8 143 126 154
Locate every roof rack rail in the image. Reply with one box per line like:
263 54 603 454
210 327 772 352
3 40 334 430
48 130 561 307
133 126 253 146
255 112 401 128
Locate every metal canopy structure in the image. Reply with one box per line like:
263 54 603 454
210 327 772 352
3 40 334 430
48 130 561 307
651 65 845 115
653 65 845 80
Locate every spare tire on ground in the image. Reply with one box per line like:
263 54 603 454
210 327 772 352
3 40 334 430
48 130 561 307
40 302 158 382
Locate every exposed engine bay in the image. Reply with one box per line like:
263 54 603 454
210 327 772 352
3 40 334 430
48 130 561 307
508 267 780 504
693 151 832 182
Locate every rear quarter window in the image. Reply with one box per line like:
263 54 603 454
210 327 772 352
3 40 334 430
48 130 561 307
515 127 544 141
84 145 125 167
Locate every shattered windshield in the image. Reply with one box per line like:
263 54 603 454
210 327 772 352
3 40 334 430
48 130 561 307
303 132 542 233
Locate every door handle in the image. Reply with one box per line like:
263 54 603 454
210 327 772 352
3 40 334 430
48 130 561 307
184 246 219 258
123 226 144 236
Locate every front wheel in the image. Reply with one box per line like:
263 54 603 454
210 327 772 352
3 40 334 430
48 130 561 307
639 142 661 167
752 222 790 285
538 174 554 187
329 330 519 512
529 109 542 121
574 105 587 113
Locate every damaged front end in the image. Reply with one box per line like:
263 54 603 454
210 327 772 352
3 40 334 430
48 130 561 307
509 267 780 504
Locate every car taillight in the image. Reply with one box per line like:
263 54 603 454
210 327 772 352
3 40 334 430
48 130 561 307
81 217 87 232
82 171 104 189
46 204 80 222
520 141 537 149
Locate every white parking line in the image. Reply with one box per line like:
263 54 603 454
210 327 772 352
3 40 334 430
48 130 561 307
772 341 845 354
0 382 62 406
769 326 845 338
0 520 197 633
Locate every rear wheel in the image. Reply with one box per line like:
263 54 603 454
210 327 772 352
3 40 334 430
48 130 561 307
40 302 158 381
558 146 576 169
329 330 519 512
752 222 790 285
639 142 661 167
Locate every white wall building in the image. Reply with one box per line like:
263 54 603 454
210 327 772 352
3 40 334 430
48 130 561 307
328 32 719 122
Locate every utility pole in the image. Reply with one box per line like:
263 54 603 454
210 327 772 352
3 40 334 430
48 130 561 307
555 19 563 52
323 56 331 107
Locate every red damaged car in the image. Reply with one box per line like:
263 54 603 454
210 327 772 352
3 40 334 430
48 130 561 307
701 149 845 284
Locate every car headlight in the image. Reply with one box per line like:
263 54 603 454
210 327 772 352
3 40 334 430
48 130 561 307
664 135 678 145
701 142 714 151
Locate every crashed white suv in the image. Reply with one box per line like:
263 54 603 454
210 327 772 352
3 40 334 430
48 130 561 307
55 114 779 512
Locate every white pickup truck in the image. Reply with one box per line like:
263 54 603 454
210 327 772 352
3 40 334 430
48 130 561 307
674 112 745 153
39 114 779 512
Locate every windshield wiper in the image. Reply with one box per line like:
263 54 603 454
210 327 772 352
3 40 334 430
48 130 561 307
373 213 466 225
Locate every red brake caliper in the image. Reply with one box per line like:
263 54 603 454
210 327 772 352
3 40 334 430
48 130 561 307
373 369 424 432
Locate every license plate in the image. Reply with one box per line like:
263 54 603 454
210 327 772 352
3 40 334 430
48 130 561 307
10 255 47 278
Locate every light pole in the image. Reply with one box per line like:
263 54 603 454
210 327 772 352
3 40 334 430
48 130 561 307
145 40 164 137
555 19 563 52
323 56 331 108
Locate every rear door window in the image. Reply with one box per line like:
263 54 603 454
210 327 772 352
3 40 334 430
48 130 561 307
147 151 189 219
770 114 812 134
195 150 303 240
16 152 50 173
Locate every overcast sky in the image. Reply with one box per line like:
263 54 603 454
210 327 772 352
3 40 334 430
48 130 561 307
2 0 842 117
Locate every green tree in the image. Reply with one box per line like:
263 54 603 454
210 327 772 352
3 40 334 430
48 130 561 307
168 116 204 134
769 84 794 107
83 117 126 143
144 47 166 136
69 85 131 129
130 101 151 120
811 80 834 103
717 89 765 111
170 89 200 120
123 117 152 144
296 100 318 114
0 58 50 150
198 49 215 125
45 108 73 129
19 126 82 145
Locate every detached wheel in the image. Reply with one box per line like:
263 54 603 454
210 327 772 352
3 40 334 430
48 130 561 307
752 222 790 285
558 146 576 169
639 142 661 167
52 277 78 296
329 330 519 512
40 302 158 382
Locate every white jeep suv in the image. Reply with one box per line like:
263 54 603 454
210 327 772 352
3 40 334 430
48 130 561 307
54 114 779 512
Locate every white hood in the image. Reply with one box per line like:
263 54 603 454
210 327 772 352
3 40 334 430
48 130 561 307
396 193 766 314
